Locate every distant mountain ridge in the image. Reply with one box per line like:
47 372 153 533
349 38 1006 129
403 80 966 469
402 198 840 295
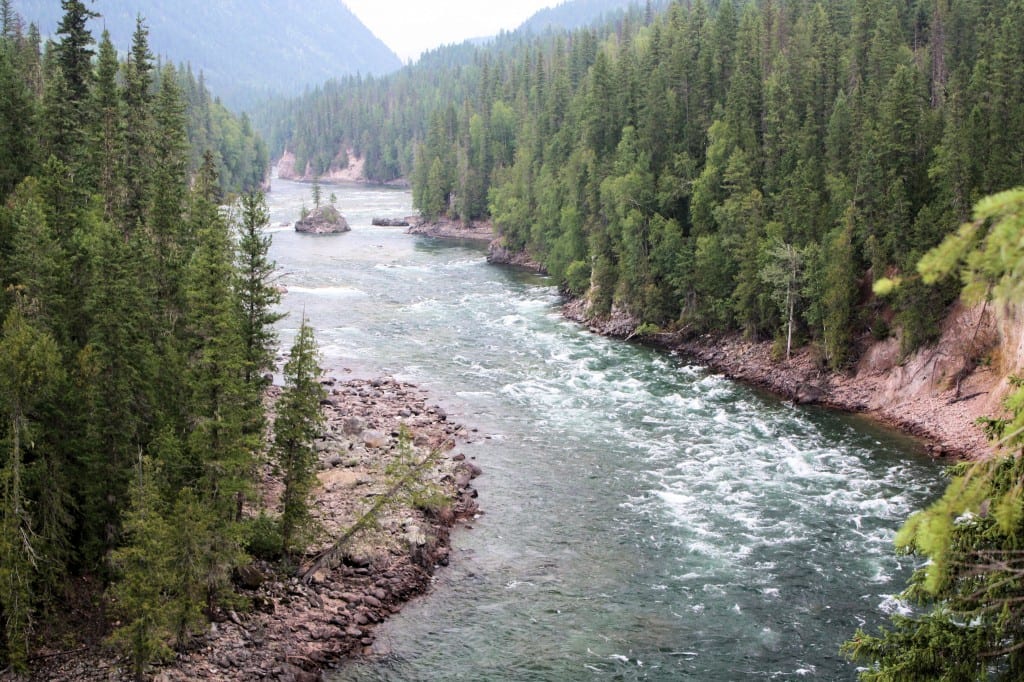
12 0 403 109
516 0 670 34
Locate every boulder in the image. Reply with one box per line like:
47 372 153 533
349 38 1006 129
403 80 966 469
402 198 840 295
342 417 365 436
361 430 388 449
795 382 826 405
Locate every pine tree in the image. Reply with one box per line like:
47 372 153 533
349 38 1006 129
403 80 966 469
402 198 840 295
181 153 256 606
274 318 325 556
0 42 37 200
92 30 122 220
845 188 1024 678
120 16 155 233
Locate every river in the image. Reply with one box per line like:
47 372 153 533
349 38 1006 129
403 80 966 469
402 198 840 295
265 179 944 680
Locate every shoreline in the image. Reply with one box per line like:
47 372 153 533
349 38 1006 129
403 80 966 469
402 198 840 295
398 224 996 460
562 298 998 461
406 217 547 272
33 376 481 682
406 215 495 243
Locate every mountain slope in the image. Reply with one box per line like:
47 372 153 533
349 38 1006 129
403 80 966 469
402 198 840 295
516 0 669 33
13 0 402 109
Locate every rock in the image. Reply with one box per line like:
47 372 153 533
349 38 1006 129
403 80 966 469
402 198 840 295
795 382 825 405
342 417 365 436
404 525 428 548
295 205 351 234
361 429 389 449
372 217 410 227
457 461 483 479
327 454 344 467
235 564 266 589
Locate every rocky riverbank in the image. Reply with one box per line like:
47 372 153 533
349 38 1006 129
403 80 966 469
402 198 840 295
406 216 547 272
28 376 481 682
564 298 1009 461
406 215 494 243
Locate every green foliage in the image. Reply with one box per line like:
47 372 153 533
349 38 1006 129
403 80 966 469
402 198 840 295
273 318 325 557
843 188 1024 679
564 259 591 297
266 0 1024 360
0 3 276 673
0 297 62 673
234 190 283 388
243 512 283 561
107 457 174 681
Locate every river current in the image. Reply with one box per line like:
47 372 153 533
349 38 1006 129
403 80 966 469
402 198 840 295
265 179 944 680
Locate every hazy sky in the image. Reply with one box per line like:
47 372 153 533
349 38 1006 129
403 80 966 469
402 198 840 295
344 0 559 63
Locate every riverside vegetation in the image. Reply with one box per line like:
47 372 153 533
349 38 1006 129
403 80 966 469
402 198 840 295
266 0 1024 677
0 2 461 678
3 0 1024 679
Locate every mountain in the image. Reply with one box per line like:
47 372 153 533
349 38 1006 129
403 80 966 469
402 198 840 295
12 0 403 109
516 0 669 34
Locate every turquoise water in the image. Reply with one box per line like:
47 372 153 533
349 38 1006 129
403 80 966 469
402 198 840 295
266 179 943 680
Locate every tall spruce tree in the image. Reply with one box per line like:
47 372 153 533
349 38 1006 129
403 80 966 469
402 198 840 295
235 190 283 389
274 318 325 556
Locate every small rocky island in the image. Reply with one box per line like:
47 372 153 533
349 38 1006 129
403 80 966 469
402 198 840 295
295 204 350 234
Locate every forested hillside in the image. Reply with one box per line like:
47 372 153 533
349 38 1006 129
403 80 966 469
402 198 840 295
518 0 669 34
252 2 656 182
12 0 403 109
0 2 309 675
269 0 1023 368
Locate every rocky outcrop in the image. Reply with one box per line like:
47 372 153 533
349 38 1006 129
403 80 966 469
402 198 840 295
277 149 367 184
564 297 1020 461
295 206 350 234
407 215 494 243
372 217 411 227
486 239 546 273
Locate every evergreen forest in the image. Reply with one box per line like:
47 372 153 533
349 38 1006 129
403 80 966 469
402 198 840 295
264 0 1023 368
3 0 1024 678
0 1 322 675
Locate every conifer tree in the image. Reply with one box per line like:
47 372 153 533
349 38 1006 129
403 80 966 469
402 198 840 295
108 456 174 682
120 16 154 233
0 297 63 673
845 187 1024 679
92 30 122 220
274 318 325 556
235 190 283 389
182 153 256 600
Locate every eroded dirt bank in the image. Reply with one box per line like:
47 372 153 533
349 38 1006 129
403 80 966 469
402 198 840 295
565 298 1024 461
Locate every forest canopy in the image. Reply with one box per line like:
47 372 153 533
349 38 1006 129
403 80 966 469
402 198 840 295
264 0 1024 367
0 1 298 676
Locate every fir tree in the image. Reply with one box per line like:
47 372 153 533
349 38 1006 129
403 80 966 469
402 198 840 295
273 318 325 556
235 190 284 389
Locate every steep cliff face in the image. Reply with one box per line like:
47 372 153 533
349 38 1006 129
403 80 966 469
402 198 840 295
855 302 1015 425
276 150 367 184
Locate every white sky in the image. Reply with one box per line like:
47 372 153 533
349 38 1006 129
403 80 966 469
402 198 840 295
344 0 560 63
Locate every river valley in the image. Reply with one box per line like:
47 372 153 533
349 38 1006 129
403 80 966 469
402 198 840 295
266 179 945 681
